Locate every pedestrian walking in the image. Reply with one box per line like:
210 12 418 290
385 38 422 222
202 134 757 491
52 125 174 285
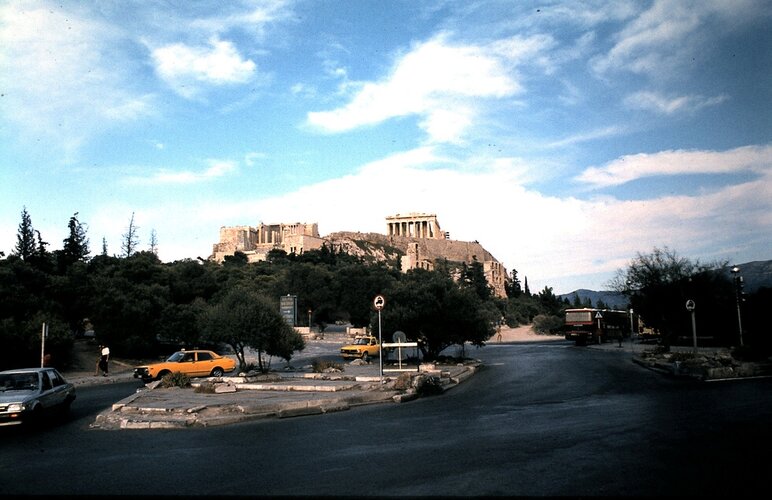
97 344 110 377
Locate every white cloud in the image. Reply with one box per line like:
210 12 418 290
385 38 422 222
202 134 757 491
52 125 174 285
547 126 627 148
589 0 766 78
124 159 238 185
576 145 772 188
150 145 770 294
151 37 256 98
306 33 551 142
0 4 155 155
624 90 729 114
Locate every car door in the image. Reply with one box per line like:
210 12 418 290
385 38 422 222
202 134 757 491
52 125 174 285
37 371 61 412
195 352 214 376
179 352 200 376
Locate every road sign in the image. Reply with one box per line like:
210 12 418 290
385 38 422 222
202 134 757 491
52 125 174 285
374 295 386 310
595 312 603 319
393 330 406 343
685 299 696 311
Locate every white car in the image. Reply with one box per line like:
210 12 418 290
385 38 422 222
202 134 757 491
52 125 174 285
0 367 76 427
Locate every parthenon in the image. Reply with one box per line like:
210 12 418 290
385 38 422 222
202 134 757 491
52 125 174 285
385 213 446 239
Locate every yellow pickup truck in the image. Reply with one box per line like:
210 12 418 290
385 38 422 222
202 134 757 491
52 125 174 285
340 336 380 361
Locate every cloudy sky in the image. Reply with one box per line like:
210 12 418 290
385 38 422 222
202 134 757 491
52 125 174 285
1 0 770 295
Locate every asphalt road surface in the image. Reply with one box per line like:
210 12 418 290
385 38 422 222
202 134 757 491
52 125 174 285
2 339 770 496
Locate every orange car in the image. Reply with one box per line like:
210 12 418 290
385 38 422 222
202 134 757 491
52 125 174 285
133 349 237 382
340 336 381 361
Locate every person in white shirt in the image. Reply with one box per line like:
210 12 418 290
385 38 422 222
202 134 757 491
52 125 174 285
98 344 110 376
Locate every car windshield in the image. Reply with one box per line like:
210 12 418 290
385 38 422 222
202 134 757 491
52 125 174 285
0 373 39 391
166 352 185 362
353 338 370 345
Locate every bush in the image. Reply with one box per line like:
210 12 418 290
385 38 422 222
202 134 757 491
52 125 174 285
731 345 769 362
194 382 216 393
312 359 344 373
414 374 443 396
532 314 564 334
160 372 191 388
394 372 412 391
669 352 696 362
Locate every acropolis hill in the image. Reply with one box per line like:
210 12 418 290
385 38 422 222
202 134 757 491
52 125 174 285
210 213 507 298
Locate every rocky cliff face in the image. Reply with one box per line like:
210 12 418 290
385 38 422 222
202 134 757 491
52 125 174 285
324 232 405 267
324 231 507 298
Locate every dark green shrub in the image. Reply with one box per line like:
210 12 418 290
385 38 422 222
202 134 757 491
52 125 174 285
160 372 191 388
414 374 443 396
731 345 768 362
669 352 696 362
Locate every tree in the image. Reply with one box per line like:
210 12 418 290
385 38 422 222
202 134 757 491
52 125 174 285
609 247 732 349
462 256 492 301
379 269 496 360
505 269 522 298
523 276 531 296
59 212 90 270
201 287 304 372
13 206 36 261
121 212 140 257
101 237 108 256
537 286 563 316
148 229 158 255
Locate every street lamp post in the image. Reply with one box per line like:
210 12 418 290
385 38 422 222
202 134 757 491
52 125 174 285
730 266 744 347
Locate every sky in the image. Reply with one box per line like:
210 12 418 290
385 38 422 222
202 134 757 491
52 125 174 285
1 0 770 296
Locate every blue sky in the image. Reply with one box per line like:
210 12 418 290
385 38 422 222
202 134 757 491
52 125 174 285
1 0 770 295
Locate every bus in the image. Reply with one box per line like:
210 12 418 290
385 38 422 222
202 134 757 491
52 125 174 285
563 308 633 346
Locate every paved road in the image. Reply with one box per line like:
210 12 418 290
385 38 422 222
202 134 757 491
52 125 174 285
2 339 770 496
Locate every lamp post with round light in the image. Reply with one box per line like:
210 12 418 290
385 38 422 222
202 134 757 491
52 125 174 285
730 266 744 347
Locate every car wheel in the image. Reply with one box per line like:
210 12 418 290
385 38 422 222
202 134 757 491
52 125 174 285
61 397 73 414
362 352 370 362
25 405 44 428
157 370 171 380
211 367 224 377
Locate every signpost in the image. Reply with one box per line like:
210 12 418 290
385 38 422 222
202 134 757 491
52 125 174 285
595 311 603 344
373 295 385 380
382 330 419 373
280 295 297 327
686 299 697 352
40 322 48 368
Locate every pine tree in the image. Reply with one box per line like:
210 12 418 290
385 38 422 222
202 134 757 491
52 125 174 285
121 212 140 257
13 206 36 260
60 212 90 268
148 229 158 255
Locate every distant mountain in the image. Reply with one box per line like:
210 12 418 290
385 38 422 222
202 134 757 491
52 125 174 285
720 260 772 294
559 259 771 308
558 289 628 310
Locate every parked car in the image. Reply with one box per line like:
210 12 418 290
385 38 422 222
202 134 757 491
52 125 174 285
133 349 237 382
340 335 381 361
0 367 76 427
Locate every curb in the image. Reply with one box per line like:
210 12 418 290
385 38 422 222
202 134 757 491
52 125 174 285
89 364 480 430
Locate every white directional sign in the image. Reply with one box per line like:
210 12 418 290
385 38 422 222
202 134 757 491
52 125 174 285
373 295 386 310
685 299 695 311
595 312 603 319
